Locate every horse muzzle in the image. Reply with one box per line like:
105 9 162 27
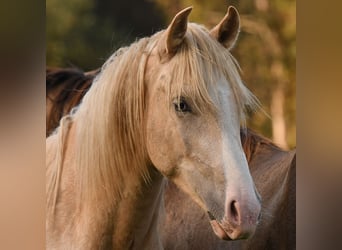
208 199 261 240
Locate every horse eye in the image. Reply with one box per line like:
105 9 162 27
174 99 191 113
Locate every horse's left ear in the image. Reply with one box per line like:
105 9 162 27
159 7 192 58
210 6 240 50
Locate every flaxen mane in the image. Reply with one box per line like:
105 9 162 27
47 22 259 215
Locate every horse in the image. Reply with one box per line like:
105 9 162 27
46 67 99 136
46 23 295 250
46 6 262 249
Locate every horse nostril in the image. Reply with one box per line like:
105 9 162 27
229 200 239 224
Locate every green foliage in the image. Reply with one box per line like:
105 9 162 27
47 0 97 69
46 0 165 70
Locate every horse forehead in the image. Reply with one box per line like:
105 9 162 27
209 76 235 108
209 76 241 132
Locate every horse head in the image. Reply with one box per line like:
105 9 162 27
144 6 261 240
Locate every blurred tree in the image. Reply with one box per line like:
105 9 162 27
234 0 296 149
47 0 95 69
47 0 165 70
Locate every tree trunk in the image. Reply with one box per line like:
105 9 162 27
270 61 288 149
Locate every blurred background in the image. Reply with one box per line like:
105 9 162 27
46 0 296 149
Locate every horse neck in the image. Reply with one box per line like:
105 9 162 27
75 167 166 250
110 168 166 249
241 128 295 236
50 120 166 249
241 128 286 162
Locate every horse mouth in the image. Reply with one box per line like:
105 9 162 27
207 211 251 241
209 219 232 240
208 211 232 240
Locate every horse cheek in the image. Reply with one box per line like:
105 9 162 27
146 113 182 177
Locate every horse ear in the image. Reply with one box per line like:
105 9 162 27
210 6 240 50
159 7 192 58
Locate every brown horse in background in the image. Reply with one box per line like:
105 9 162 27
46 67 100 136
46 66 296 249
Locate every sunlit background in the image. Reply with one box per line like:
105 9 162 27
46 0 296 148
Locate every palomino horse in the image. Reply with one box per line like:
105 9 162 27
47 6 262 249
46 21 295 250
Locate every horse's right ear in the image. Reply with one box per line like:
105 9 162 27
210 6 240 50
158 7 192 59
